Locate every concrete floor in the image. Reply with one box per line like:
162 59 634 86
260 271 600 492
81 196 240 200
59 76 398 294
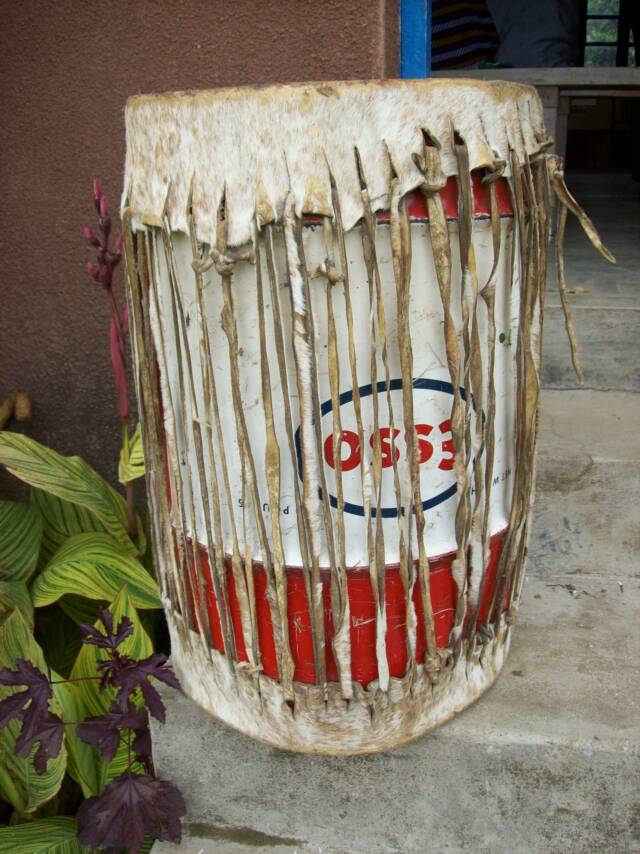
152 173 640 854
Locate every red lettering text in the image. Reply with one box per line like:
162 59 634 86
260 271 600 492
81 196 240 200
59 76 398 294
414 424 434 463
369 427 400 468
438 419 455 470
323 430 361 472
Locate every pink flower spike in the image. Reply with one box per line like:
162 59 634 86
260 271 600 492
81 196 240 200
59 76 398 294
109 315 129 422
85 260 100 281
93 179 102 202
82 225 101 247
99 197 109 219
99 265 112 288
114 234 123 256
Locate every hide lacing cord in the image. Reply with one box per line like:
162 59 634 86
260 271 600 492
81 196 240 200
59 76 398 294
263 222 320 694
472 169 500 638
160 207 225 664
192 244 256 276
312 257 343 285
414 129 458 682
547 155 616 385
356 146 419 691
319 212 353 703
282 192 330 697
309 228 352 710
362 145 396 696
296 207 345 703
448 129 478 660
389 162 442 687
407 142 615 664
505 607 518 626
123 210 191 625
485 146 532 631
254 220 297 703
134 186 207 647
215 189 295 703
187 186 259 686
327 164 377 701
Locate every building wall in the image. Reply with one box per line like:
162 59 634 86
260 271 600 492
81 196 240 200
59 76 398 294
1 1 398 494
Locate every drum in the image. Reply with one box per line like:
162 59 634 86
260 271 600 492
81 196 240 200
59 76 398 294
122 79 612 753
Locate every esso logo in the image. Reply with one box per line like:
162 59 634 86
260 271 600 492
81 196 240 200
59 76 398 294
323 421 454 473
296 378 469 519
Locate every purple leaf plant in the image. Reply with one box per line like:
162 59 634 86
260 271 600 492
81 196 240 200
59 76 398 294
0 610 184 853
77 770 186 854
0 658 64 773
79 616 180 721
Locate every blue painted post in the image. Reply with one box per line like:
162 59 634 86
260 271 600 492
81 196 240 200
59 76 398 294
400 0 432 78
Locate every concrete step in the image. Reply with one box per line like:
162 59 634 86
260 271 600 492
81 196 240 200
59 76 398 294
541 173 640 393
151 572 639 854
531 389 640 579
541 306 640 392
151 388 639 854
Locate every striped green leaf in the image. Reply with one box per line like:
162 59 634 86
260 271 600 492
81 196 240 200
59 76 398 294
32 533 161 611
0 817 84 853
0 432 144 559
59 595 104 627
68 585 152 790
0 579 34 629
32 488 116 570
0 500 42 582
118 422 146 484
0 610 67 814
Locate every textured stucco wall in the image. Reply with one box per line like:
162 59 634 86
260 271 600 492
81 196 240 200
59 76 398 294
0 1 398 495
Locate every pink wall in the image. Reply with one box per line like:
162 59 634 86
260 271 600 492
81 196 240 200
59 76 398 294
1 1 398 493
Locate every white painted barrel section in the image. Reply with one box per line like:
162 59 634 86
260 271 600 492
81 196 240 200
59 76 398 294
150 214 517 568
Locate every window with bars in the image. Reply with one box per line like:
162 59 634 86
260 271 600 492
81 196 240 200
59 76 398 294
582 0 637 67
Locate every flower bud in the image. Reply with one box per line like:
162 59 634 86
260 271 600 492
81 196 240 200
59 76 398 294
82 224 101 247
93 179 102 202
85 260 101 282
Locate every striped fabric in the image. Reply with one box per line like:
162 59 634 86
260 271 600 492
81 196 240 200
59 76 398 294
432 0 499 70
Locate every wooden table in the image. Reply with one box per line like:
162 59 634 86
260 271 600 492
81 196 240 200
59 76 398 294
433 68 640 162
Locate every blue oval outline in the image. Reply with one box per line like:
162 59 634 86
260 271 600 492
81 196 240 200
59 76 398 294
294 378 467 519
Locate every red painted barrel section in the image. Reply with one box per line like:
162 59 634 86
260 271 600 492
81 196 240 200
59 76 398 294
185 532 505 687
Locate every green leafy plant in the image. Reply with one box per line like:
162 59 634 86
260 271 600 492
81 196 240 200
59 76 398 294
0 182 183 852
0 610 184 853
0 437 184 852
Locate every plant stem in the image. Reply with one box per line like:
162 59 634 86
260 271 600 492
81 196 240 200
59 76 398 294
107 286 123 331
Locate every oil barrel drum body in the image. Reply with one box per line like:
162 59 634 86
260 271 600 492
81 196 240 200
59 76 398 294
122 79 569 753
